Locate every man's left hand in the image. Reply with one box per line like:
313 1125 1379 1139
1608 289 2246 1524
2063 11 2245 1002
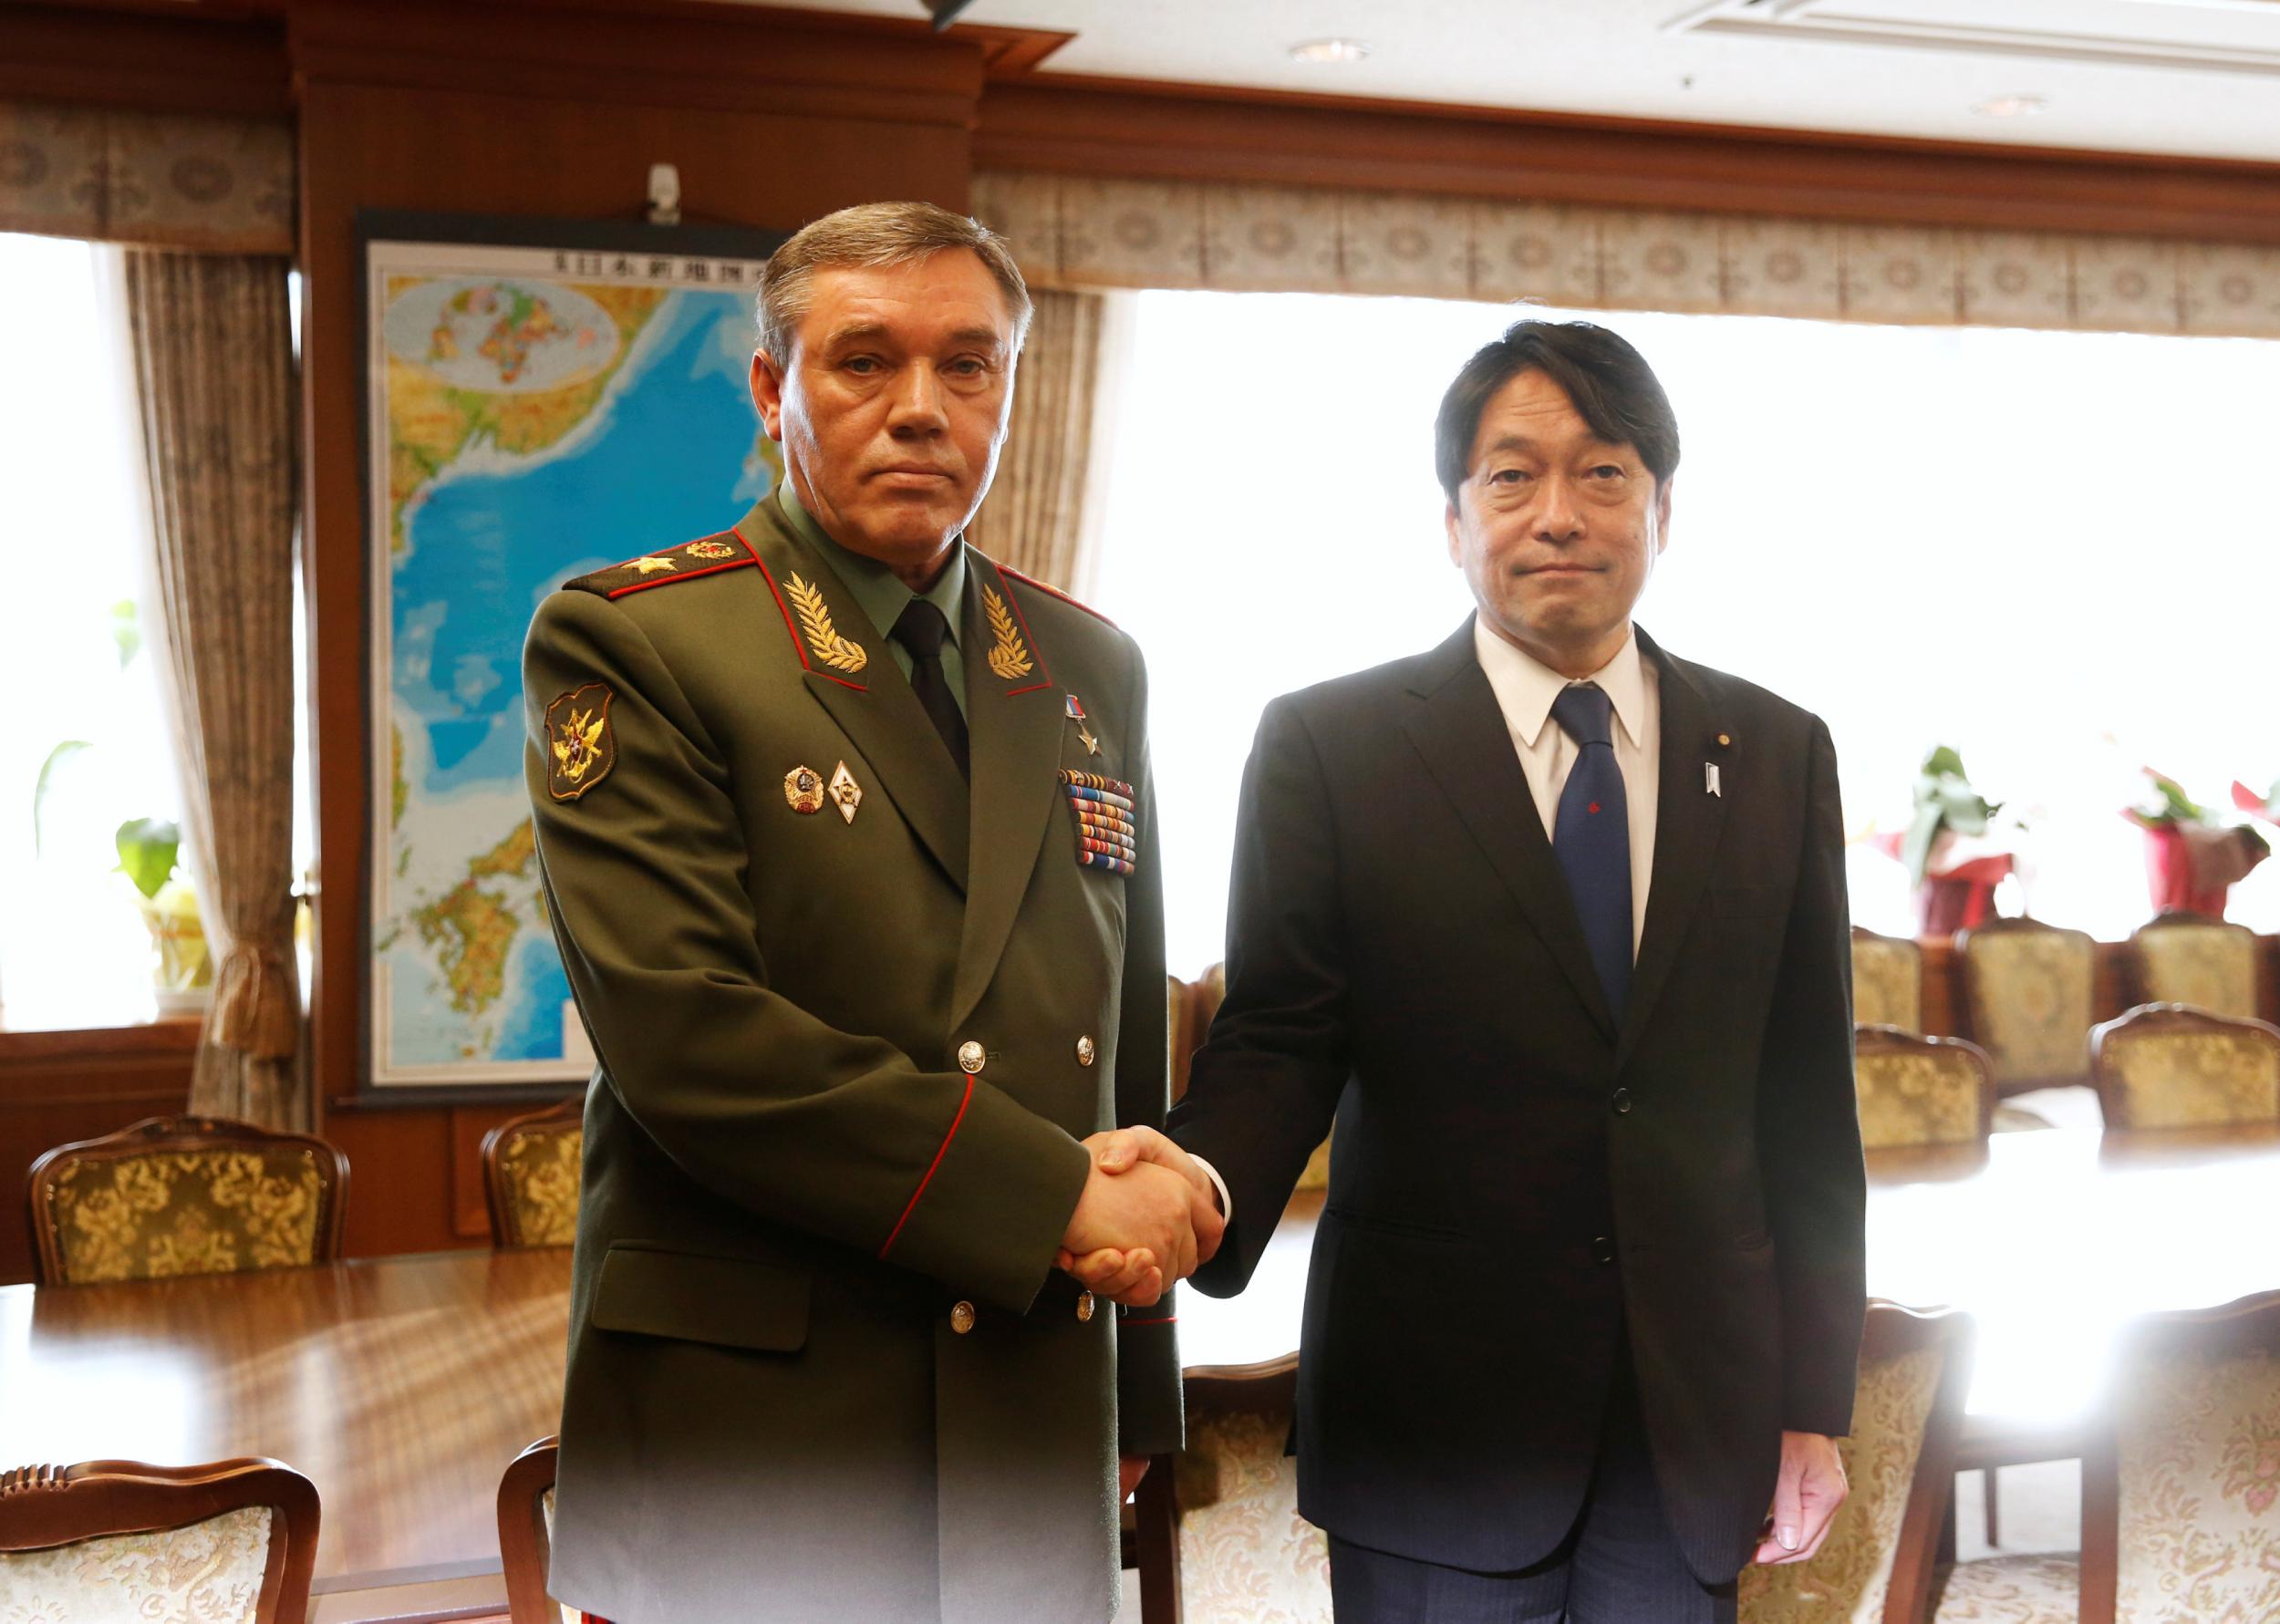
1119 1456 1150 1500
1753 1431 1847 1566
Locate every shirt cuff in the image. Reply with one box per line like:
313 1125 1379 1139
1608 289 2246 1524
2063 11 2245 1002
1189 1153 1232 1226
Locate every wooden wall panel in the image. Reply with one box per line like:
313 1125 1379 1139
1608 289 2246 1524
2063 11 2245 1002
0 5 288 118
0 1023 197 1285
325 1096 570 1257
975 78 2280 246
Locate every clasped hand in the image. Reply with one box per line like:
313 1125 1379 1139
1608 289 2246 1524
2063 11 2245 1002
1054 1127 1225 1308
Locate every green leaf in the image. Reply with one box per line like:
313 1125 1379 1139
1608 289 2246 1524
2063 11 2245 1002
109 598 141 669
114 818 181 899
1901 799 1946 889
1921 744 1968 781
33 740 94 858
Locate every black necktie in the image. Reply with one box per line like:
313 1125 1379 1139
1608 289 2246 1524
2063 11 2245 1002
890 598 969 781
1549 683 1632 1020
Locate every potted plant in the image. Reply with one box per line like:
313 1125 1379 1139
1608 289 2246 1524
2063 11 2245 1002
2128 771 2268 918
1874 746 2019 936
116 817 212 1017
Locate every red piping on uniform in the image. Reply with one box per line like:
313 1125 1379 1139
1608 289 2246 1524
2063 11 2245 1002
879 1076 975 1259
1000 563 1118 628
1121 1316 1176 1327
603 558 755 599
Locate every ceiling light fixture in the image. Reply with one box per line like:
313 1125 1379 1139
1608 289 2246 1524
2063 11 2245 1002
1974 93 2048 117
1290 37 1372 65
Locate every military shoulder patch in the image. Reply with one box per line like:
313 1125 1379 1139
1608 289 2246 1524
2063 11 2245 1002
545 682 617 802
564 532 756 600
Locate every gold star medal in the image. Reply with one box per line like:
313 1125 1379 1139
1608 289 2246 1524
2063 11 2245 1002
1065 692 1101 757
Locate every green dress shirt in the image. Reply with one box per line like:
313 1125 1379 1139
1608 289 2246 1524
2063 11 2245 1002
780 481 969 719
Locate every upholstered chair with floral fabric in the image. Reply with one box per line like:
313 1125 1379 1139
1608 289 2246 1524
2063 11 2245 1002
1930 1552 2081 1623
1853 927 1925 1034
0 1458 318 1624
1854 1028 1994 1152
1134 1352 1329 1624
1956 918 2098 1094
482 1099 586 1249
2077 1289 2280 1623
2129 911 2259 1020
1739 1303 1970 1624
1168 974 1199 1102
26 1116 348 1286
2091 1003 2280 1131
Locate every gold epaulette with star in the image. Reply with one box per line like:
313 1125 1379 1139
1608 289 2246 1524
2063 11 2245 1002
564 532 756 600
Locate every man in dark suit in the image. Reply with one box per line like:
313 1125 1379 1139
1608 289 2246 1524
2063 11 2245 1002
523 202 1212 1623
1080 322 1864 1620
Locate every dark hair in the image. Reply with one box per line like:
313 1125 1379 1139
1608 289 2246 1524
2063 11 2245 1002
1433 320 1680 506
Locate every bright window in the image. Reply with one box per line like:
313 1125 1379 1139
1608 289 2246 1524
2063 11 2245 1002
0 233 182 1029
1090 290 2280 978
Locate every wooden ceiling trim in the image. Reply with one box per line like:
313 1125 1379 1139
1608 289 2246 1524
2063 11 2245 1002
975 76 2280 246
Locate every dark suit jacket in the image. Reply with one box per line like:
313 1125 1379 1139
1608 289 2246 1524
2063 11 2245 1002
523 491 1176 1623
1169 620 1865 1584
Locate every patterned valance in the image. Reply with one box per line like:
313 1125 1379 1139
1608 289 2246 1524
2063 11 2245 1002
973 170 2280 340
0 98 293 253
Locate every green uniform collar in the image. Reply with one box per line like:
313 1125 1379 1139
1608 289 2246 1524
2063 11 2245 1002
779 480 966 649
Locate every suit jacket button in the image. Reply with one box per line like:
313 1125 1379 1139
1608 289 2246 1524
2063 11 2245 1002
1591 1236 1617 1266
1075 1035 1097 1067
951 1301 976 1334
957 1040 986 1075
1611 1087 1633 1115
1075 1291 1096 1322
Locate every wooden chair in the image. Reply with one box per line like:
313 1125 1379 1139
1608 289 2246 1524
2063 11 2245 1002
498 1434 577 1624
0 1457 319 1622
2128 910 2259 1019
1854 1027 1994 1151
2091 1002 2280 1131
1134 1352 1323 1624
25 1115 349 1287
482 1098 585 1249
1955 917 2097 1097
2078 1289 2280 1623
1852 926 1925 1033
1740 1302 1973 1624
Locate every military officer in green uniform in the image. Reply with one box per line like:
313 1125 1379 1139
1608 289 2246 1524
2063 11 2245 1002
522 202 1215 1622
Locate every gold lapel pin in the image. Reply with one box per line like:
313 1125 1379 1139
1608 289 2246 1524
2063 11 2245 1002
784 765 825 814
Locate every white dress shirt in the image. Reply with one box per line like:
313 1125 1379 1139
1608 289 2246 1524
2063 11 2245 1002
1471 615 1660 957
1189 620 1662 1231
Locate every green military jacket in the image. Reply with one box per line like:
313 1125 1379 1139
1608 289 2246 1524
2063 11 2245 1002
522 488 1177 1623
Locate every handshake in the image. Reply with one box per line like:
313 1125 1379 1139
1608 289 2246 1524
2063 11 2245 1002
1053 1126 1225 1309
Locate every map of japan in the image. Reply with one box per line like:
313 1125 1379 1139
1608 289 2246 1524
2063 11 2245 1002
367 233 779 1085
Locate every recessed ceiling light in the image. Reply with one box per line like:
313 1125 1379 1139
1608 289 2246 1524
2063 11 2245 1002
1974 93 2047 117
1290 37 1372 65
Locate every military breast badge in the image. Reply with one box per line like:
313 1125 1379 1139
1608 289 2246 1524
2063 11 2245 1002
827 760 864 824
1058 771 1136 877
545 683 617 802
784 764 826 814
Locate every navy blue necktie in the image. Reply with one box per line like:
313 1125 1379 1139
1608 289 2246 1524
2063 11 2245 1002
1549 683 1632 1020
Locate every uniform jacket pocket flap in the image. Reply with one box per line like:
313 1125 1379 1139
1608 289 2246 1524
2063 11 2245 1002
590 1245 811 1352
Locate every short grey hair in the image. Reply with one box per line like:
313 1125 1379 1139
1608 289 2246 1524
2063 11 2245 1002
755 201 1032 364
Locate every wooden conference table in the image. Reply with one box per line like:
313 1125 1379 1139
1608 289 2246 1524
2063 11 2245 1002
2 1107 2275 1619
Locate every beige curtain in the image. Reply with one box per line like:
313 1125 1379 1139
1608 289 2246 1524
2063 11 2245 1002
973 170 2280 342
969 288 1116 596
118 249 307 1129
0 99 294 252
